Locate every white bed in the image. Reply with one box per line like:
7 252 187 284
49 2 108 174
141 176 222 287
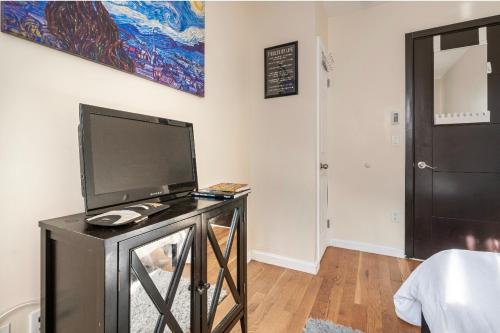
394 249 500 333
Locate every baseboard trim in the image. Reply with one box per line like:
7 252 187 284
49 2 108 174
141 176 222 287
330 239 405 258
250 250 319 275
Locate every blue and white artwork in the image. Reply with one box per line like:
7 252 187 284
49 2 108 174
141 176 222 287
1 1 205 96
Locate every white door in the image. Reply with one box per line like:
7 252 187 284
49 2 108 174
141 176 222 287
317 38 330 262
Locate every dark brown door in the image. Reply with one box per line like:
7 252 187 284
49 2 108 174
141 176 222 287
410 23 500 259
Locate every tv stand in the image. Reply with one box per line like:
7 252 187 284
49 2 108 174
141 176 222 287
39 195 248 333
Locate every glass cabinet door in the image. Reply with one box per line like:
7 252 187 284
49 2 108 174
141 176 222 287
204 206 243 333
119 218 199 333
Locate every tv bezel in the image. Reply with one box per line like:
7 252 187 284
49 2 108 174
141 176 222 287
79 104 198 214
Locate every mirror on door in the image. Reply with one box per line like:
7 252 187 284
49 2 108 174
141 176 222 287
433 28 490 125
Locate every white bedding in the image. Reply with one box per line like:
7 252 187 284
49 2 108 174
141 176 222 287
394 249 500 333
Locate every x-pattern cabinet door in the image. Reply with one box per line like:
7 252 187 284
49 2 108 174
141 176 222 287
202 201 246 333
118 216 202 333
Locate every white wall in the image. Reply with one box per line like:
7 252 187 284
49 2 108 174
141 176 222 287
0 1 252 319
327 2 500 253
316 3 329 44
247 2 320 268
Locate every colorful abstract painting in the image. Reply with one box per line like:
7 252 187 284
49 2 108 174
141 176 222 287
1 1 205 96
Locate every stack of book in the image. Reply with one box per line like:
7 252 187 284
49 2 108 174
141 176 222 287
192 183 251 200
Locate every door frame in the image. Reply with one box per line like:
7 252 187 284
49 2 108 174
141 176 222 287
405 14 500 258
316 36 331 265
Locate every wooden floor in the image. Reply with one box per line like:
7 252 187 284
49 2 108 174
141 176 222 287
236 247 421 333
160 226 421 332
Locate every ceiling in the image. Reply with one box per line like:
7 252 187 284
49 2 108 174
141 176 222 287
323 1 383 18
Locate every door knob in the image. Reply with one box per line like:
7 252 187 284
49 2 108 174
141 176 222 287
320 163 329 170
417 161 435 170
196 282 211 295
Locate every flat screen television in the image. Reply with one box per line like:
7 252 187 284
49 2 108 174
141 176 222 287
79 104 198 214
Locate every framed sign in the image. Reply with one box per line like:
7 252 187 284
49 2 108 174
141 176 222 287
264 41 298 98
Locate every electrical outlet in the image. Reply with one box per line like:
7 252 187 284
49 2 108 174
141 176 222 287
0 323 10 333
29 309 40 333
391 211 400 223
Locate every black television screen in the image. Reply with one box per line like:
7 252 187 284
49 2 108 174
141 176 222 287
79 104 198 213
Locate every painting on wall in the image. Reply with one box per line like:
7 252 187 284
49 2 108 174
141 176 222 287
1 1 205 96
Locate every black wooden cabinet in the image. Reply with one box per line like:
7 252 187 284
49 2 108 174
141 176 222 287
39 196 247 333
201 203 247 333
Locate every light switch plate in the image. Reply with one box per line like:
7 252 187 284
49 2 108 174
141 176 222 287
391 111 399 125
391 135 400 145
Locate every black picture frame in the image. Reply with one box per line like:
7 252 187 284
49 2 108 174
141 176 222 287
264 41 298 98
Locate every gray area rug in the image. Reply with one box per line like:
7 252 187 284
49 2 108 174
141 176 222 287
131 270 227 333
304 318 364 333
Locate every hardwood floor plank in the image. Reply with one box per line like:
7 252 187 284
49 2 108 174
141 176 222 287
326 280 343 323
365 253 383 333
283 271 314 313
249 262 285 295
325 249 344 323
336 249 359 327
310 277 336 319
247 268 289 332
255 307 294 333
247 291 265 315
354 252 369 305
317 247 341 277
378 256 401 333
408 259 422 272
351 303 368 332
286 276 323 332
397 258 413 281
388 256 404 283
222 246 421 333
